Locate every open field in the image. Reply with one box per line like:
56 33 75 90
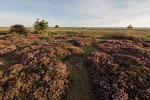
0 28 150 100
1 27 150 40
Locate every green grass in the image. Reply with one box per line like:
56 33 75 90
1 28 150 41
63 45 98 100
47 28 150 41
45 28 150 41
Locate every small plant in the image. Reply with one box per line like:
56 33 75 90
33 18 49 34
55 25 59 28
10 24 26 34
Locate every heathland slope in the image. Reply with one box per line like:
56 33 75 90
0 28 150 100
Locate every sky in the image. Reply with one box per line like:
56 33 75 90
0 0 150 27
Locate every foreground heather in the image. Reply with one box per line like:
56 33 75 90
0 34 84 100
87 34 150 100
72 38 100 47
1 32 150 100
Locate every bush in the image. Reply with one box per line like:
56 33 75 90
72 38 100 47
55 25 59 28
33 18 49 34
127 25 133 29
10 24 26 34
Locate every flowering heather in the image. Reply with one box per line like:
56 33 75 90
0 46 16 55
87 35 150 100
72 38 100 47
0 60 69 100
55 36 69 40
97 36 150 67
0 33 84 100
0 34 48 47
87 52 129 100
113 34 142 42
55 34 78 40
21 42 84 65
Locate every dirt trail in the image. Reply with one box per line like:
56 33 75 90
63 46 98 100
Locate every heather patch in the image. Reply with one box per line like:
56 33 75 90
0 60 69 100
72 38 100 47
113 34 143 42
20 42 84 65
0 38 84 100
87 34 150 100
55 34 78 40
0 46 16 55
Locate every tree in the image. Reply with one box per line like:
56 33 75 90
82 27 85 29
33 18 49 34
55 25 59 28
10 24 26 34
127 25 133 29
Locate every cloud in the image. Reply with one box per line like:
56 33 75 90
66 0 150 27
0 0 150 27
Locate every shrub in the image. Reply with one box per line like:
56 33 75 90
72 38 100 47
113 34 142 42
127 25 133 29
10 24 26 34
55 25 59 28
33 18 49 34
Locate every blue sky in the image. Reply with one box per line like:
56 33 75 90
0 0 150 27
